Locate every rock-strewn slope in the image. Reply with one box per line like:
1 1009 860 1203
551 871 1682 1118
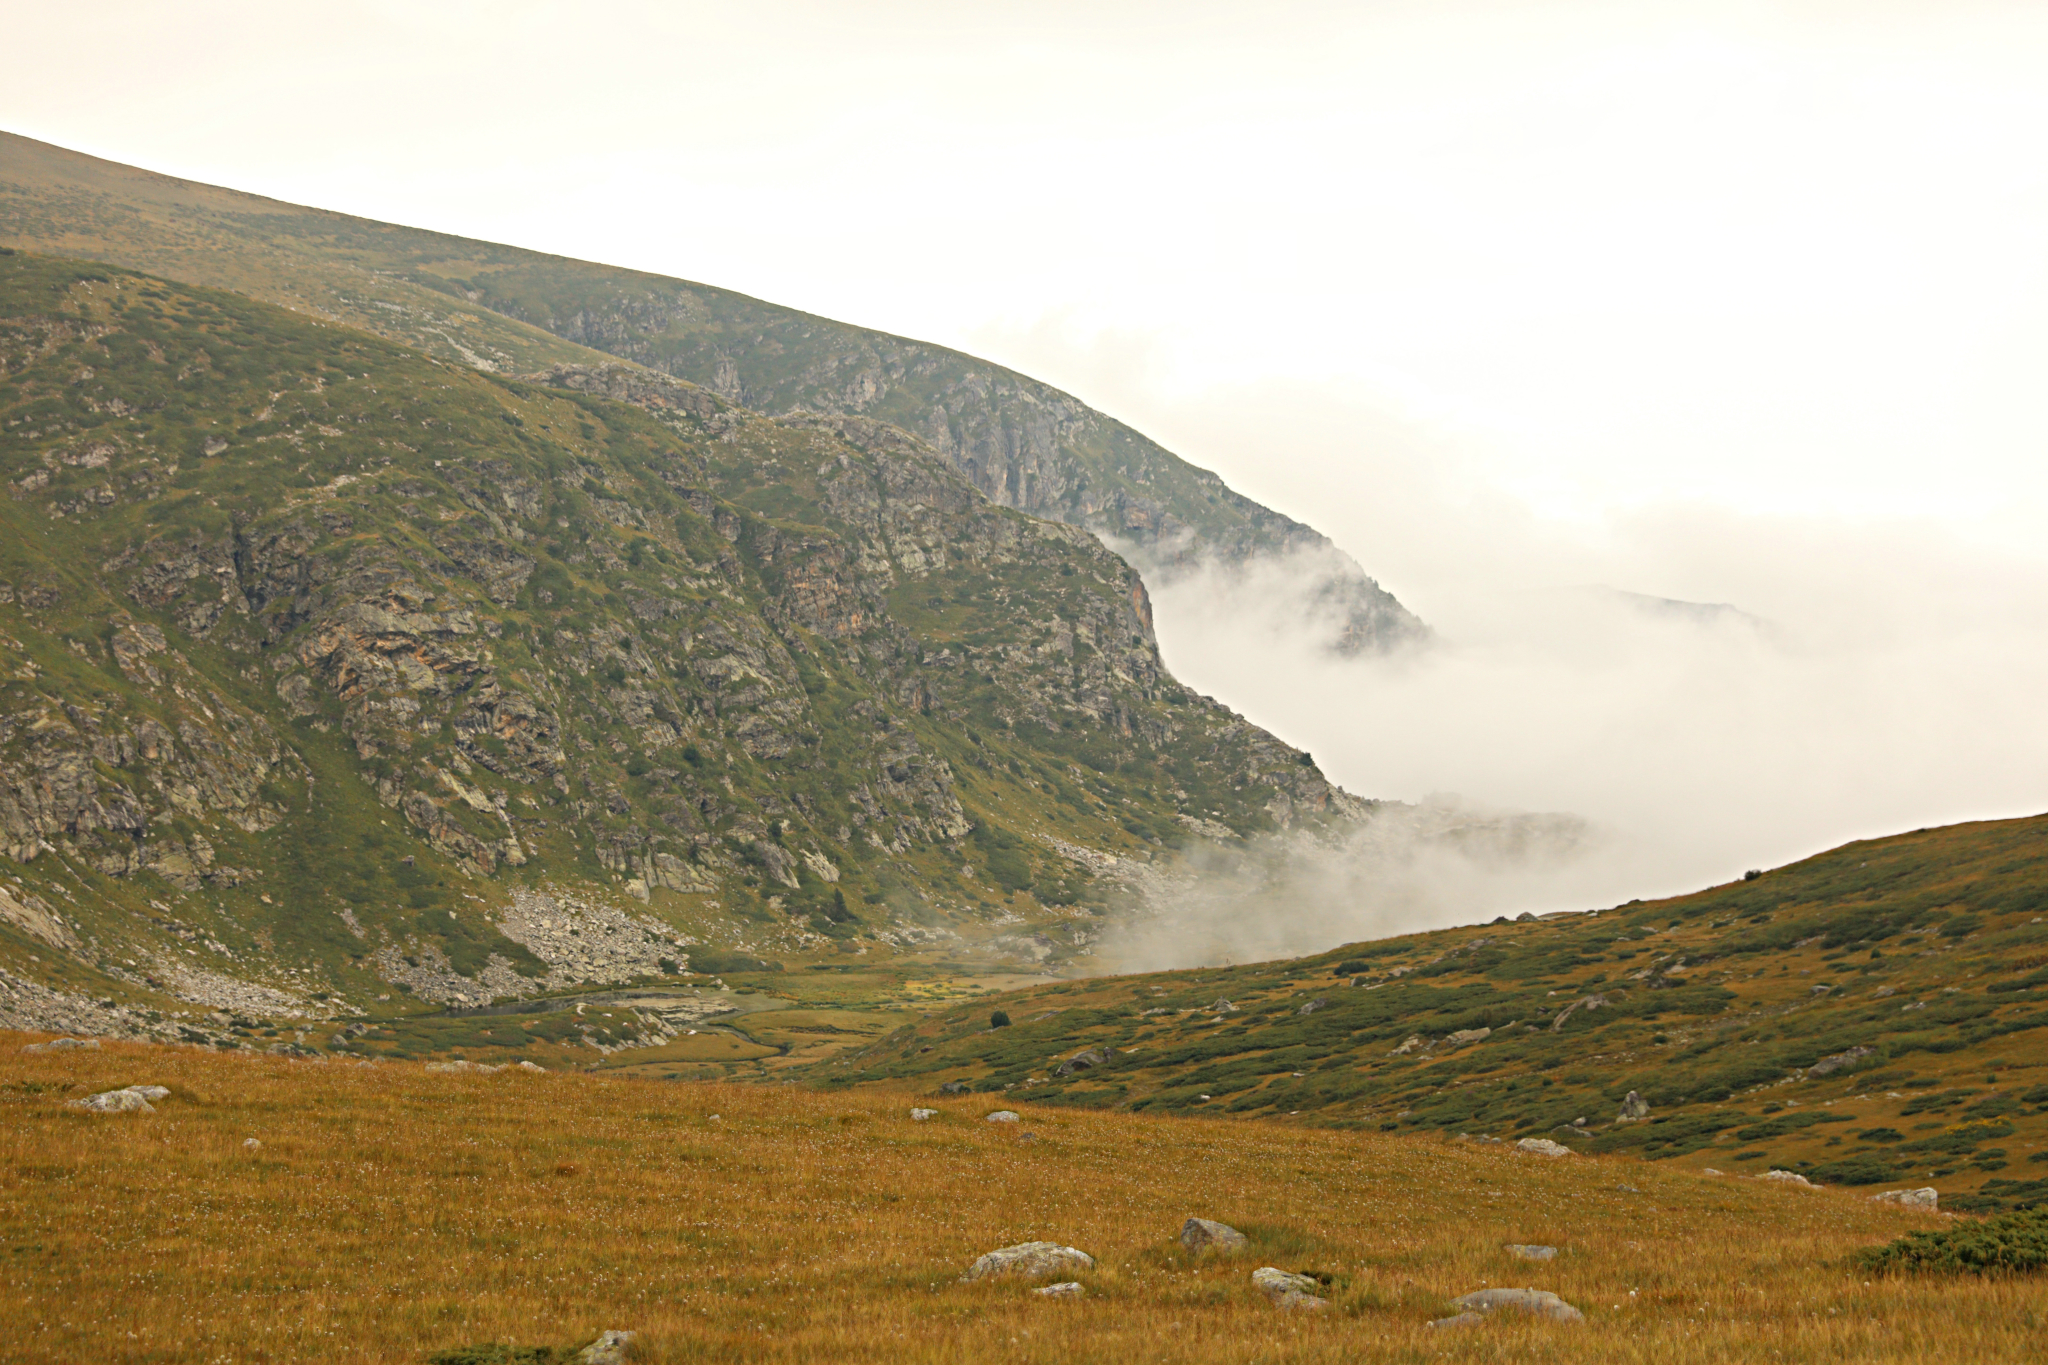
0 249 1357 1033
0 131 1424 654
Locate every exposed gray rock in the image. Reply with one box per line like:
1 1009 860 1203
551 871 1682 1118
1504 1244 1557 1261
72 1086 159 1113
1451 1287 1584 1323
1429 1312 1485 1329
1515 1138 1572 1157
1251 1267 1328 1310
940 1080 969 1095
1617 1090 1650 1122
1758 1169 1816 1187
577 1330 635 1365
1298 998 1326 1015
1551 993 1611 1030
1869 1187 1938 1210
910 1107 937 1121
21 1036 97 1053
1033 1281 1083 1298
1443 1027 1491 1047
960 1242 1095 1283
1181 1217 1248 1252
1054 1046 1111 1076
1808 1046 1874 1078
986 1110 1020 1123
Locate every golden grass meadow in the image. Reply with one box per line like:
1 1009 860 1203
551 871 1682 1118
3 1033 2039 1364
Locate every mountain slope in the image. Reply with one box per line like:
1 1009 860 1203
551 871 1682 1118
822 812 2048 1212
0 249 1361 1044
0 130 1423 653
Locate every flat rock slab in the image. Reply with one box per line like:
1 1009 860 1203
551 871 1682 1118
1870 1187 1939 1210
961 1242 1095 1283
1451 1288 1584 1324
1505 1244 1557 1261
1515 1138 1572 1157
910 1108 937 1121
1429 1312 1485 1329
22 1038 98 1053
1033 1282 1084 1298
986 1110 1021 1123
1182 1217 1248 1252
1759 1169 1816 1187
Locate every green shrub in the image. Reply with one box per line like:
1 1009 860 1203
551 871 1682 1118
1859 1206 2048 1275
990 1010 1011 1029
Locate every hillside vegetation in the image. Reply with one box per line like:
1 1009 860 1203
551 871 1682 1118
4 1034 2036 1365
0 248 1358 1041
822 814 2048 1212
0 131 1421 653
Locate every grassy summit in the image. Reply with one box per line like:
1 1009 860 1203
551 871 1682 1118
0 130 1422 652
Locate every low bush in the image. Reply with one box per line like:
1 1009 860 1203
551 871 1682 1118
1859 1206 2048 1275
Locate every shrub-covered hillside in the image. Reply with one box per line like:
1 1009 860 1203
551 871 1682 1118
0 250 1357 1040
825 813 2048 1211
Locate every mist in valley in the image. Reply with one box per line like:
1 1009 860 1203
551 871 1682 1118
1093 391 2048 970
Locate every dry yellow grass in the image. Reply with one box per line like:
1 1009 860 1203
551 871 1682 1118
1 1032 2037 1364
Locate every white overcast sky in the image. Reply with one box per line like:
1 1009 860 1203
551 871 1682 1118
11 1 2048 897
12 1 2048 540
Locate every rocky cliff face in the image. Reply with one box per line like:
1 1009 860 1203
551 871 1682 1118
0 131 1427 656
0 252 1362 1038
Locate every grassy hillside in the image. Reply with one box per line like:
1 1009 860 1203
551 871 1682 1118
5 1033 2034 1365
821 814 2048 1212
0 131 1422 653
0 248 1358 1041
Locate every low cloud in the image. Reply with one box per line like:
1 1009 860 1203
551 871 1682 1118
1084 385 2048 966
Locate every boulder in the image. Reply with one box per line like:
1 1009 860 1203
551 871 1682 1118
1298 998 1327 1015
1870 1187 1939 1210
910 1108 937 1122
1451 1287 1584 1323
22 1037 98 1053
1033 1281 1084 1298
986 1110 1021 1123
1758 1169 1816 1187
1443 1027 1491 1047
72 1087 156 1114
1054 1047 1111 1077
1515 1138 1572 1157
1808 1046 1874 1078
1181 1217 1248 1252
960 1242 1095 1283
577 1330 635 1365
242 1138 262 1152
515 1060 547 1073
1504 1244 1557 1261
1251 1267 1328 1310
1617 1090 1650 1122
940 1081 970 1095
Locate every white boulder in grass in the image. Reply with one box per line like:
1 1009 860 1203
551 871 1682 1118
960 1242 1095 1283
1870 1187 1938 1210
1446 1287 1584 1324
1181 1217 1248 1252
1759 1169 1816 1187
1515 1138 1572 1157
985 1110 1021 1123
910 1108 937 1121
1252 1266 1329 1310
71 1085 168 1113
